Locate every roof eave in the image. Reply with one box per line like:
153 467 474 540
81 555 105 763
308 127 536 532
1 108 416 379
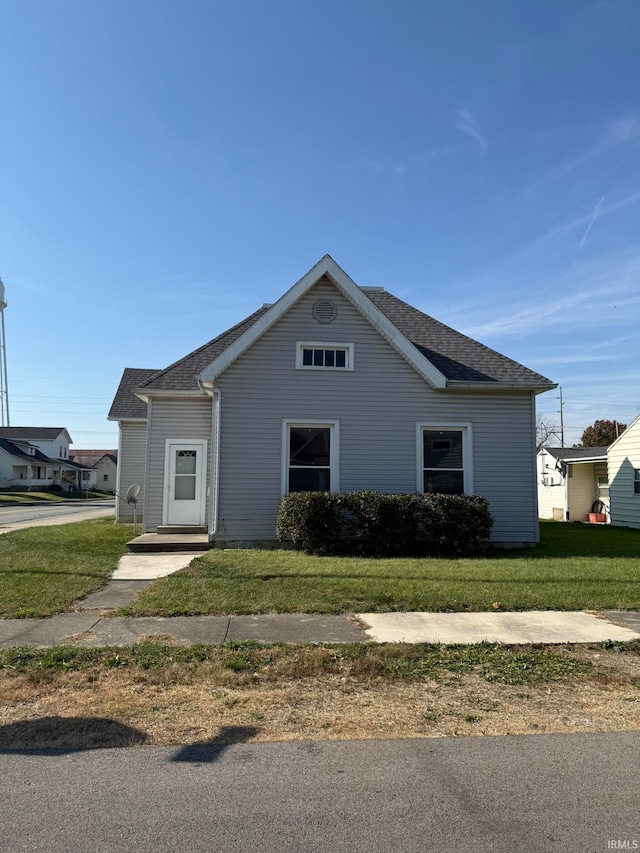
134 388 208 402
445 380 558 393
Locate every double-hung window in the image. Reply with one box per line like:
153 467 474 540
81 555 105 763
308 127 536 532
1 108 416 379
634 468 640 495
282 420 339 494
417 424 473 495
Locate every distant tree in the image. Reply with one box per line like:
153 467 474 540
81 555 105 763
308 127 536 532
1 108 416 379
577 419 626 447
536 414 561 451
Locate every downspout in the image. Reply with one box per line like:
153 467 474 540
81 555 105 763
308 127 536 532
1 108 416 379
530 391 540 543
209 388 222 540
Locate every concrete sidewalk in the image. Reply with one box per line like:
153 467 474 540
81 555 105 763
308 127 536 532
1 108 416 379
0 609 638 649
1 551 639 649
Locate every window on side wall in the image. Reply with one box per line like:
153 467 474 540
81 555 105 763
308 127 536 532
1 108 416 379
418 425 473 495
634 469 640 495
283 421 339 494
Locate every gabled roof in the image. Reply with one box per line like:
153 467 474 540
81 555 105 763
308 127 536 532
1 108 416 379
136 307 270 394
69 451 118 467
108 368 161 420
127 255 555 396
0 427 71 442
198 256 449 389
542 446 608 463
607 413 640 453
70 449 118 458
0 438 84 470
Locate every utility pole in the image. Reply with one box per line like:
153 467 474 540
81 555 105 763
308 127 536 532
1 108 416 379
0 277 9 427
558 386 565 447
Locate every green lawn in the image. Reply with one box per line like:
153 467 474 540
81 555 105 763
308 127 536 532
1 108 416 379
121 521 640 617
0 519 133 618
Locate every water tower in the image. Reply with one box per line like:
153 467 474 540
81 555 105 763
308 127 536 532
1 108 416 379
0 277 9 426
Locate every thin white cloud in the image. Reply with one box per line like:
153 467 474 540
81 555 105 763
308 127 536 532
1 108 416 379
453 109 487 155
524 110 640 198
579 195 606 249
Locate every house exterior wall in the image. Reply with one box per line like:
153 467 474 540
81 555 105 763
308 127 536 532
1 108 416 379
143 397 212 531
0 448 18 487
95 456 117 493
116 422 147 522
567 463 598 521
536 450 565 520
26 434 70 460
213 280 539 545
608 417 640 529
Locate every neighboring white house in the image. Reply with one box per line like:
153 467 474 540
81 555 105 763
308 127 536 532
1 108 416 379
607 414 640 529
537 446 609 522
0 427 88 490
69 450 118 493
109 256 556 546
0 427 72 460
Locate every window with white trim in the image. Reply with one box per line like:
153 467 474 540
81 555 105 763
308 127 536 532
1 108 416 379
417 425 472 495
296 342 354 370
282 421 339 494
596 476 609 498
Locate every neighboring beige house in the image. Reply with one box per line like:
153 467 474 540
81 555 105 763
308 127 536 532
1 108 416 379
69 450 118 493
537 446 609 522
110 256 556 546
607 414 640 529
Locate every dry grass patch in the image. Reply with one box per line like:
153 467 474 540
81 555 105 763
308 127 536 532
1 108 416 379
1 641 639 750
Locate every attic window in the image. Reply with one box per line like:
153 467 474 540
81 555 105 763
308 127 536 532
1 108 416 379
296 342 354 370
312 299 337 324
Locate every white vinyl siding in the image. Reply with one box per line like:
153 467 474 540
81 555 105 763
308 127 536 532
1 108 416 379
116 422 147 522
214 279 538 544
607 417 640 528
144 397 212 532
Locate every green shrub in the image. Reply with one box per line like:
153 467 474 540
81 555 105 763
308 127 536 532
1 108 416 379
277 491 493 557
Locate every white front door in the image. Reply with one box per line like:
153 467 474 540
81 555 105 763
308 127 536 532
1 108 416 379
163 440 207 526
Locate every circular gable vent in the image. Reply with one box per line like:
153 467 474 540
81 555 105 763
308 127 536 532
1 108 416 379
312 299 337 324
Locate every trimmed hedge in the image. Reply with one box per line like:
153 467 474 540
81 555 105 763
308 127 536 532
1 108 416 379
276 491 493 557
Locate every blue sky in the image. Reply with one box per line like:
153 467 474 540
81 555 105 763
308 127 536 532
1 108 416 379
1 0 639 448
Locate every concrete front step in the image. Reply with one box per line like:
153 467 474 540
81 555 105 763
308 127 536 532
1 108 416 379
126 533 210 553
156 525 208 535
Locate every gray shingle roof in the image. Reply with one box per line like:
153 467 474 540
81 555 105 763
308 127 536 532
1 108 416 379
138 306 270 392
118 284 553 397
0 437 85 469
0 427 68 440
108 368 160 420
543 446 608 462
364 290 553 385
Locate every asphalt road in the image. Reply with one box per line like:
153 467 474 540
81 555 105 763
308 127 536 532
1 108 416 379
0 733 637 852
0 499 114 529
